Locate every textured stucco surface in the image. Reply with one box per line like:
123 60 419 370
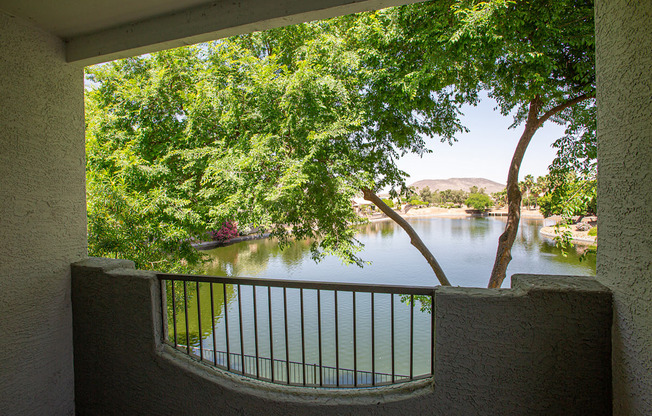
73 259 611 415
434 275 612 415
0 12 86 415
595 1 652 415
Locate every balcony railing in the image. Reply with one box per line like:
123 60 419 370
158 273 435 388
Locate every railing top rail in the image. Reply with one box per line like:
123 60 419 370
157 273 436 295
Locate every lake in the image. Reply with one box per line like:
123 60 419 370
166 217 596 386
199 217 596 288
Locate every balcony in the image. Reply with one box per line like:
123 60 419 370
72 257 611 415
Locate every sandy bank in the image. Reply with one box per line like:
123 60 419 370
540 226 597 245
367 207 544 221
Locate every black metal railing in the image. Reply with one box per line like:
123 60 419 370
158 273 435 388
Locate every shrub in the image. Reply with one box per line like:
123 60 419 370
210 221 239 242
409 199 428 206
587 226 597 236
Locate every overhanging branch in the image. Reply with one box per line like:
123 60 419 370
536 92 595 127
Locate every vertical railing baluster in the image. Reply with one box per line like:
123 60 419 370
253 285 259 379
268 286 274 383
161 280 167 344
300 288 306 386
197 282 203 360
283 287 290 384
223 283 230 371
335 290 339 387
210 283 217 366
410 294 414 380
238 284 245 374
371 292 375 386
171 280 178 348
353 291 357 387
391 293 395 384
317 289 323 387
183 281 190 355
431 292 435 377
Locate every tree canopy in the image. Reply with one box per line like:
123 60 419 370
86 12 465 278
86 0 596 286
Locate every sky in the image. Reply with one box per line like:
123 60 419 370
395 93 567 185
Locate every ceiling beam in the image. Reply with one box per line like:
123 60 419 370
66 0 420 66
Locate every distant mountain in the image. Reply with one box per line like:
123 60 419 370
409 178 505 194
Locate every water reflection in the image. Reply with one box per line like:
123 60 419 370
449 219 465 238
166 281 236 346
467 217 491 239
180 217 596 382
359 220 397 238
203 238 313 277
198 217 596 286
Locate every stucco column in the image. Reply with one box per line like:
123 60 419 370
595 1 652 415
0 12 86 415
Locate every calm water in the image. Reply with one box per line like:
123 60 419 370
200 217 596 287
169 217 595 384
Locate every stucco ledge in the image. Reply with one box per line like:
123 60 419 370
157 344 435 406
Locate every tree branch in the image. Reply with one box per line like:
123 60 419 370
536 92 595 127
362 187 451 286
488 97 542 288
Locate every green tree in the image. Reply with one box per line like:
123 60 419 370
86 49 211 271
87 0 595 289
465 193 493 210
395 0 596 287
520 174 535 208
419 186 433 204
491 189 507 208
538 174 596 218
86 16 463 285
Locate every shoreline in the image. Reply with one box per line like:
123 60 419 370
196 208 553 250
366 207 544 222
193 233 271 251
539 226 597 245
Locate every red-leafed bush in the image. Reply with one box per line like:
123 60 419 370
210 221 238 242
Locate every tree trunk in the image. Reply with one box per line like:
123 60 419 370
362 187 451 286
488 99 541 288
487 93 595 288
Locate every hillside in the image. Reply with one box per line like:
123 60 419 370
409 178 505 194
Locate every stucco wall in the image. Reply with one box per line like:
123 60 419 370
0 13 86 416
434 276 612 414
595 1 652 415
72 258 611 415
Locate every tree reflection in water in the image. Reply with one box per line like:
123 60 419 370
169 217 595 379
198 217 595 286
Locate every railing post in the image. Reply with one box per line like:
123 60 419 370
238 284 245 374
210 283 217 366
197 281 203 361
183 281 190 355
223 284 230 371
431 290 435 377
